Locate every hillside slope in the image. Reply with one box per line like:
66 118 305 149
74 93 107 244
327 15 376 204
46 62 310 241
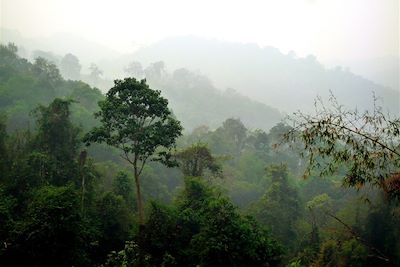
131 36 399 114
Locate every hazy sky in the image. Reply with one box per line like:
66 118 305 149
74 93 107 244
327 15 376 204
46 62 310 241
1 0 399 62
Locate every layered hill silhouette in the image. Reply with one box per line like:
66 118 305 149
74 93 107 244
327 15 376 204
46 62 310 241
130 36 399 114
2 30 398 130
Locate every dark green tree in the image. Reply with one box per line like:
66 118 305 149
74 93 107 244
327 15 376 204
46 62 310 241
178 177 283 267
113 171 136 210
95 192 134 262
33 57 62 88
0 115 8 174
221 118 247 157
84 78 182 225
254 164 301 249
34 98 79 162
176 143 221 177
4 185 89 267
33 98 80 185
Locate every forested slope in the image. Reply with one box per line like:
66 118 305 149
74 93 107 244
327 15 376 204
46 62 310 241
0 43 399 267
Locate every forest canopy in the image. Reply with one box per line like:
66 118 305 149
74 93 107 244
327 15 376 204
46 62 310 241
0 42 399 267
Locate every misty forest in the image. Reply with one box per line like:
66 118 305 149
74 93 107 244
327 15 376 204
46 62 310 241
1 1 400 266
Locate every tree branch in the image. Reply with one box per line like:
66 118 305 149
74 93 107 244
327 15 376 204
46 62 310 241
326 212 391 263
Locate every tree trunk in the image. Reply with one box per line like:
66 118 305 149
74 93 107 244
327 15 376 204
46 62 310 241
133 158 146 265
134 163 144 226
78 150 87 214
81 173 85 213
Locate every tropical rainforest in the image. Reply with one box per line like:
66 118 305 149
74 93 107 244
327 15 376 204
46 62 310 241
0 39 399 267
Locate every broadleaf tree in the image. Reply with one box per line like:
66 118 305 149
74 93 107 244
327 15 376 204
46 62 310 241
175 143 222 178
84 78 183 225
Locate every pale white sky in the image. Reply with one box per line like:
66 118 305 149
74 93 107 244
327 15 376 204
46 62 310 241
0 0 399 62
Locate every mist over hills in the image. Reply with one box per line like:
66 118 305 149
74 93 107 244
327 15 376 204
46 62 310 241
2 3 400 264
130 36 399 114
2 29 398 116
328 55 399 93
143 66 283 131
0 28 121 74
0 30 283 131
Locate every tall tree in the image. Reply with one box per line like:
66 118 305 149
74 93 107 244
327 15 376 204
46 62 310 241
124 61 144 79
33 98 80 185
221 118 247 157
33 57 62 88
254 164 301 249
144 61 166 80
84 78 182 225
88 63 103 87
34 98 80 163
60 53 81 80
176 143 221 178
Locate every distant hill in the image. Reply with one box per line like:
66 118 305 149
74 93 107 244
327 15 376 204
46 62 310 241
131 36 399 114
0 42 282 132
0 28 121 75
327 55 399 92
2 30 397 127
0 43 104 132
143 65 283 131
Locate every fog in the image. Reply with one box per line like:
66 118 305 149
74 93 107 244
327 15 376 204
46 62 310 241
2 0 399 86
1 0 399 115
2 1 400 266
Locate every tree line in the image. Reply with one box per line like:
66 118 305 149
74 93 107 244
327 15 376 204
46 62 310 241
0 42 399 266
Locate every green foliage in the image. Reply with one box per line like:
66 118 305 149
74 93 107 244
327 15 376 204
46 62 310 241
191 197 282 267
3 185 89 267
170 177 282 266
340 239 368 267
176 143 222 177
207 118 248 158
102 241 145 267
94 192 135 262
33 57 62 87
0 43 103 132
60 53 81 80
30 98 81 186
313 239 340 267
311 238 368 267
88 63 103 87
286 260 306 267
0 43 30 83
246 129 270 159
221 118 247 156
105 177 283 266
0 186 15 255
286 96 400 199
0 115 8 173
307 193 332 212
142 202 179 266
364 201 400 265
85 78 182 166
34 98 80 161
84 77 183 224
114 171 136 209
145 64 283 131
253 164 302 250
1 42 399 267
